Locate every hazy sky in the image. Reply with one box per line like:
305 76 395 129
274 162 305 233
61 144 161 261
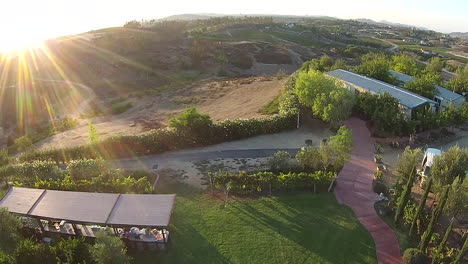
1 0 467 51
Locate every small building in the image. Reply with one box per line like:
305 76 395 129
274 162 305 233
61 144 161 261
326 69 437 119
389 70 465 110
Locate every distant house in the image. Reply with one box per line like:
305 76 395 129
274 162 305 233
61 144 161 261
327 69 437 118
389 70 466 110
420 49 436 55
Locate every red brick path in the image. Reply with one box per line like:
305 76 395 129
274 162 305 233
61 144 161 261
335 118 403 264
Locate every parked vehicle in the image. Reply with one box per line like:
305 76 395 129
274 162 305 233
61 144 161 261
418 148 442 188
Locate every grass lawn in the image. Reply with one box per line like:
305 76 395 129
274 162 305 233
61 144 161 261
133 184 377 264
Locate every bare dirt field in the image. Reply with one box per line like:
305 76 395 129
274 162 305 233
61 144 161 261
34 76 286 150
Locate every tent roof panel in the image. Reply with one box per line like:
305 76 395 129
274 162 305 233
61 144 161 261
29 190 120 223
107 194 176 227
0 187 176 227
0 187 45 214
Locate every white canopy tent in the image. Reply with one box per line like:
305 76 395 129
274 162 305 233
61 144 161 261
0 187 175 228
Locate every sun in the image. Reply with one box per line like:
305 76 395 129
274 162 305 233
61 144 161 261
0 33 43 53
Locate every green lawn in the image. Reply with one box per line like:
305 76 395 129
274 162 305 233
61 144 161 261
133 185 377 264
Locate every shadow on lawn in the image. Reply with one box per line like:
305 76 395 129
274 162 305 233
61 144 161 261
229 193 376 264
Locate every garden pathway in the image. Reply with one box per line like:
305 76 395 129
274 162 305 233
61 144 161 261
335 117 402 264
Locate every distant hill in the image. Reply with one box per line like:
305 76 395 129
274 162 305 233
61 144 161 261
450 32 468 39
354 18 429 30
159 13 337 22
158 14 212 21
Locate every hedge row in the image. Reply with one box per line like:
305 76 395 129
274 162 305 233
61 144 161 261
0 160 62 181
19 112 297 163
210 170 335 195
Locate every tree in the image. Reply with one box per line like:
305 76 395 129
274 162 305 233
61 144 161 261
91 231 130 264
403 73 441 98
431 146 468 188
392 54 420 76
447 64 468 94
213 170 234 206
319 55 333 69
425 57 445 74
395 147 422 184
168 107 213 138
15 135 33 152
418 185 449 252
355 53 397 84
330 59 348 71
88 121 99 144
444 177 468 218
436 217 454 255
123 20 142 28
395 166 418 224
409 178 432 237
0 208 22 253
294 70 354 124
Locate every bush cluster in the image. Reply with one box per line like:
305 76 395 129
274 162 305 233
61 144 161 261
0 159 153 194
20 111 297 163
210 170 335 195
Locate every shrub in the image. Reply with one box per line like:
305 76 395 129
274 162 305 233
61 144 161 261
0 208 22 253
374 170 383 180
0 161 62 182
55 237 93 264
402 248 427 264
0 251 14 264
372 179 388 195
91 231 130 264
211 170 335 195
268 151 293 173
67 159 106 180
15 135 33 152
15 239 57 264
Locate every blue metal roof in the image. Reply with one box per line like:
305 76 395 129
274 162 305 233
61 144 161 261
327 69 436 109
389 70 464 102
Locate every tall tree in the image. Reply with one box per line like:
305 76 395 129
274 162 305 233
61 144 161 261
395 166 417 224
452 234 467 264
395 147 422 184
418 185 449 252
409 178 433 237
88 121 99 144
437 217 454 254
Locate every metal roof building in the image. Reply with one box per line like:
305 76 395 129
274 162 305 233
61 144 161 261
327 69 437 111
389 70 465 108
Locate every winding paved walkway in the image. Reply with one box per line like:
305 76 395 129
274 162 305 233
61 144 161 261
335 118 402 264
